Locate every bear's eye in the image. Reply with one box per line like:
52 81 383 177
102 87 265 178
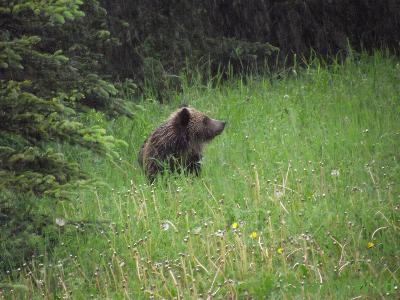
203 116 209 125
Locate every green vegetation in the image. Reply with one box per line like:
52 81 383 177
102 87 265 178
0 0 131 271
1 1 398 298
102 0 400 97
1 52 399 299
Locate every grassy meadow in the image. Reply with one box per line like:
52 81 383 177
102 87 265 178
2 52 400 299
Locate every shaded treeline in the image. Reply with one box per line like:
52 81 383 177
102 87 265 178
101 0 399 95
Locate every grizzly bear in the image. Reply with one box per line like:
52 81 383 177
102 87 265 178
138 105 226 181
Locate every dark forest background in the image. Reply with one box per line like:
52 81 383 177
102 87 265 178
2 0 399 102
102 0 399 88
0 0 399 272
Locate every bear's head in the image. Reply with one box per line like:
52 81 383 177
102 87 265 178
173 105 226 143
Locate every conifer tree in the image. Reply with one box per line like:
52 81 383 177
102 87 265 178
0 0 129 271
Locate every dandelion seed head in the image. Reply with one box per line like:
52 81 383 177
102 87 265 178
160 222 169 231
55 218 66 227
274 190 284 199
192 227 201 235
215 229 225 237
331 169 340 177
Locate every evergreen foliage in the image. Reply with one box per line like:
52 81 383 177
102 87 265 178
0 0 128 271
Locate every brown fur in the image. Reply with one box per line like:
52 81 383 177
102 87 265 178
138 106 226 181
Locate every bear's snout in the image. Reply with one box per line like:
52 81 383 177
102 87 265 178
211 119 226 136
219 121 226 133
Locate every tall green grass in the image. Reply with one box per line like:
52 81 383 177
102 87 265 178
2 51 399 299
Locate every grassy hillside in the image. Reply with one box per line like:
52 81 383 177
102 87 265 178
2 52 399 299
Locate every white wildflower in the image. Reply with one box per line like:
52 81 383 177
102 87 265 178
55 218 66 227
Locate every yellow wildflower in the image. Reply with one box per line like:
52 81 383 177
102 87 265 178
367 241 374 249
277 247 283 254
250 231 257 239
231 222 239 229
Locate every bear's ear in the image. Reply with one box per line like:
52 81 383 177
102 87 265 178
176 107 190 127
